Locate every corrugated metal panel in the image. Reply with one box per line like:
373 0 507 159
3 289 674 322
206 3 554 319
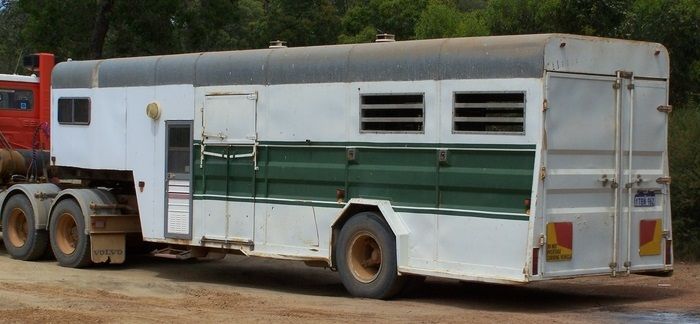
52 60 101 89
156 53 201 86
194 49 269 86
51 34 670 89
99 56 159 87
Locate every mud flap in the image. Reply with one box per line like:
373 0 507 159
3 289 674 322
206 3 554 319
91 234 126 264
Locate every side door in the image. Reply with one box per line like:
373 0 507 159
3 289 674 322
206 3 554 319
165 121 193 239
199 92 257 243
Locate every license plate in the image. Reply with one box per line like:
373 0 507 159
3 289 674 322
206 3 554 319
634 191 656 207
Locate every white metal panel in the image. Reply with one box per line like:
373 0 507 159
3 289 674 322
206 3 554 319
251 202 336 259
542 73 670 277
125 84 195 240
439 78 543 145
543 73 617 276
203 94 256 144
52 87 127 170
261 83 349 142
195 79 542 146
194 200 254 243
124 87 158 238
257 204 320 248
619 79 669 271
544 35 669 79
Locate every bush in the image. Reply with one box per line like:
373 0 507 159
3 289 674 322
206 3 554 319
669 103 700 261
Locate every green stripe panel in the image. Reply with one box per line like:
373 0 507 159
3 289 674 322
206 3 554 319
193 142 535 214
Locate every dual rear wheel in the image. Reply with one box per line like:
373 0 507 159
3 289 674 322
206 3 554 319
1 195 91 267
1 195 49 260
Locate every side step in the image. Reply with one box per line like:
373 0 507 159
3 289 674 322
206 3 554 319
152 247 194 260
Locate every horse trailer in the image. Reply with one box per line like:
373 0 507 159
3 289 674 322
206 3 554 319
0 34 673 298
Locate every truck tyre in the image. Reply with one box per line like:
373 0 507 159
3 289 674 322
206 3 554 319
1 194 49 260
49 199 92 268
336 212 405 299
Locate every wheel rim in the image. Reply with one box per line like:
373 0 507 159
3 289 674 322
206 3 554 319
347 231 383 283
7 208 29 248
56 213 79 255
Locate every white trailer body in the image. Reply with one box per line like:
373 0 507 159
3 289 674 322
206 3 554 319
5 34 671 297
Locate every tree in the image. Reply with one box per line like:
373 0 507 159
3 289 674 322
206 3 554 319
622 0 700 104
558 0 631 37
339 0 428 43
484 0 562 35
0 0 28 73
89 0 114 59
415 0 488 39
261 0 341 47
18 0 97 60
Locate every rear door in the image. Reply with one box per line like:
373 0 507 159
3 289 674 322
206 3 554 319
542 72 671 277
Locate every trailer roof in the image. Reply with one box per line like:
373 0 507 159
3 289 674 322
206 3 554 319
52 34 669 89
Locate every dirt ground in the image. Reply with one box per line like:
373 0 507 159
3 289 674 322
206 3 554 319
0 240 698 324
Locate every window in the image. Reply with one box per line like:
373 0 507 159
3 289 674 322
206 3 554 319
453 92 525 134
0 88 34 110
360 94 424 133
58 98 91 125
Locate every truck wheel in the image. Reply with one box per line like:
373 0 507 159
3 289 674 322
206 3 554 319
1 194 49 260
336 212 405 299
49 199 92 268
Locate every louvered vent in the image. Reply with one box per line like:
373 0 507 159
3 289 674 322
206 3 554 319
360 94 424 133
453 93 525 134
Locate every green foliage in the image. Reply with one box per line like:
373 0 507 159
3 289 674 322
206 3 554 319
104 1 185 57
558 0 631 37
0 0 27 73
622 0 700 104
340 0 428 41
18 0 97 60
415 0 488 39
261 0 341 47
415 0 462 38
484 0 562 35
669 104 700 260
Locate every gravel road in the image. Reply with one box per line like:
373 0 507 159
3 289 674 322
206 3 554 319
0 239 698 323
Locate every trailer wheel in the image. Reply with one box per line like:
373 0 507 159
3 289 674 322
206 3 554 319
336 212 405 299
1 194 49 260
49 199 92 268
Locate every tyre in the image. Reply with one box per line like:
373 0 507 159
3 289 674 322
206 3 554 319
336 212 405 299
1 194 49 260
49 199 92 268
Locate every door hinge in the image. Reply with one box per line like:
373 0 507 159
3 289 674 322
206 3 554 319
618 71 634 79
656 176 672 185
657 105 673 113
542 99 548 112
539 166 546 181
612 80 621 89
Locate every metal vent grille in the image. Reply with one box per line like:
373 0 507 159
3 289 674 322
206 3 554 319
360 94 424 133
453 93 525 134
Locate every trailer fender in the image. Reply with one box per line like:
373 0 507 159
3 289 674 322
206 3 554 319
50 188 120 234
49 188 138 264
330 198 410 269
0 183 60 230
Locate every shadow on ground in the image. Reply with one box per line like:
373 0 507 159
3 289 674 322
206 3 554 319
0 238 686 315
